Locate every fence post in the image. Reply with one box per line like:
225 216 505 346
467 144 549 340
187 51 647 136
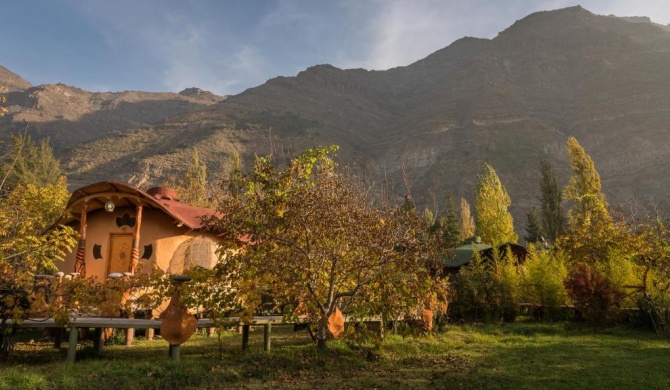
263 323 271 352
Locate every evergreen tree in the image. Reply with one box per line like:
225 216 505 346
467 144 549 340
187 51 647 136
442 195 461 246
459 197 475 241
524 207 544 244
474 163 517 245
539 159 565 242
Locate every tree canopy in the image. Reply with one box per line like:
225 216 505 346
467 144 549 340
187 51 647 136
212 146 446 348
474 163 517 245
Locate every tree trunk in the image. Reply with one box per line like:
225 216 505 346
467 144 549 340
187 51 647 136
317 321 328 350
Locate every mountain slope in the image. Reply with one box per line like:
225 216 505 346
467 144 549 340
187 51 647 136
19 6 670 221
0 82 225 152
0 65 31 92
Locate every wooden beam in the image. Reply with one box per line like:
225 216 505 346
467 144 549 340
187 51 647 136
74 203 87 277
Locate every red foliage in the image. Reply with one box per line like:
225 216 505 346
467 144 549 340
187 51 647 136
564 262 623 332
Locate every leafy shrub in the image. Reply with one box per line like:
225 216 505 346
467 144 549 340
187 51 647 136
519 246 568 321
564 262 624 332
450 249 520 323
639 290 670 338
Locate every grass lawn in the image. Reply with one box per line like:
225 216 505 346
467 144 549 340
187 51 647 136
1 322 669 389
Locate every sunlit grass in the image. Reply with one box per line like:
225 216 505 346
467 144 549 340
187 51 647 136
1 322 669 389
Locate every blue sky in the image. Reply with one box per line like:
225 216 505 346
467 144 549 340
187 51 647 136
2 1 669 95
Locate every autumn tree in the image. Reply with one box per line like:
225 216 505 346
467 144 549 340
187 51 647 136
562 137 611 230
559 137 636 314
0 177 77 350
0 134 75 274
539 159 565 242
1 134 62 194
474 163 517 245
560 137 629 267
622 211 670 336
213 146 445 349
459 197 475 241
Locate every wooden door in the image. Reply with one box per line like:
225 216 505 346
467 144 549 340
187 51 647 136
107 234 134 275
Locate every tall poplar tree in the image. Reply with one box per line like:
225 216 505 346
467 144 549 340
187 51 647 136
176 148 210 207
474 163 517 245
539 159 565 242
562 137 611 229
459 197 475 241
560 137 632 278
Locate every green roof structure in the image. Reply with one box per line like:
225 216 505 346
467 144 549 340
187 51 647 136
444 236 492 268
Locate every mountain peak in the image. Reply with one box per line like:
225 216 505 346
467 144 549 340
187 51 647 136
496 6 595 39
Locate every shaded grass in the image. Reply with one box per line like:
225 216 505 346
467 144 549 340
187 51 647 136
1 323 669 389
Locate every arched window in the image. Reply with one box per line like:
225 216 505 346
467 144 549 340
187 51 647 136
168 236 218 274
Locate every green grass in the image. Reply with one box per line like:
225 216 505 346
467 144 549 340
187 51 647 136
1 322 669 389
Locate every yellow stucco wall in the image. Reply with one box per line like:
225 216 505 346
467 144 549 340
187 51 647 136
59 206 220 281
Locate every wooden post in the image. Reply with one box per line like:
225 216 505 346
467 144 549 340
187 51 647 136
241 324 250 350
93 327 104 356
123 204 143 346
170 344 180 361
66 327 78 363
263 323 271 352
124 328 134 346
74 203 88 277
146 328 155 340
130 205 143 274
207 327 215 337
54 328 63 349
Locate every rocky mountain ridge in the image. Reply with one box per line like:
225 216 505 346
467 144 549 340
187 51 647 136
3 6 670 223
0 74 225 151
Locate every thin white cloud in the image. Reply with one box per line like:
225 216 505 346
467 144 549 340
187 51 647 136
336 0 507 70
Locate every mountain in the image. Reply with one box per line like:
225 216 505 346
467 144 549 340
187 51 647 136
0 77 225 152
0 65 32 92
5 6 670 223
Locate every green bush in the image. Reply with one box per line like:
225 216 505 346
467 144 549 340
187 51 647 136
450 249 520 323
639 290 670 338
519 246 568 321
